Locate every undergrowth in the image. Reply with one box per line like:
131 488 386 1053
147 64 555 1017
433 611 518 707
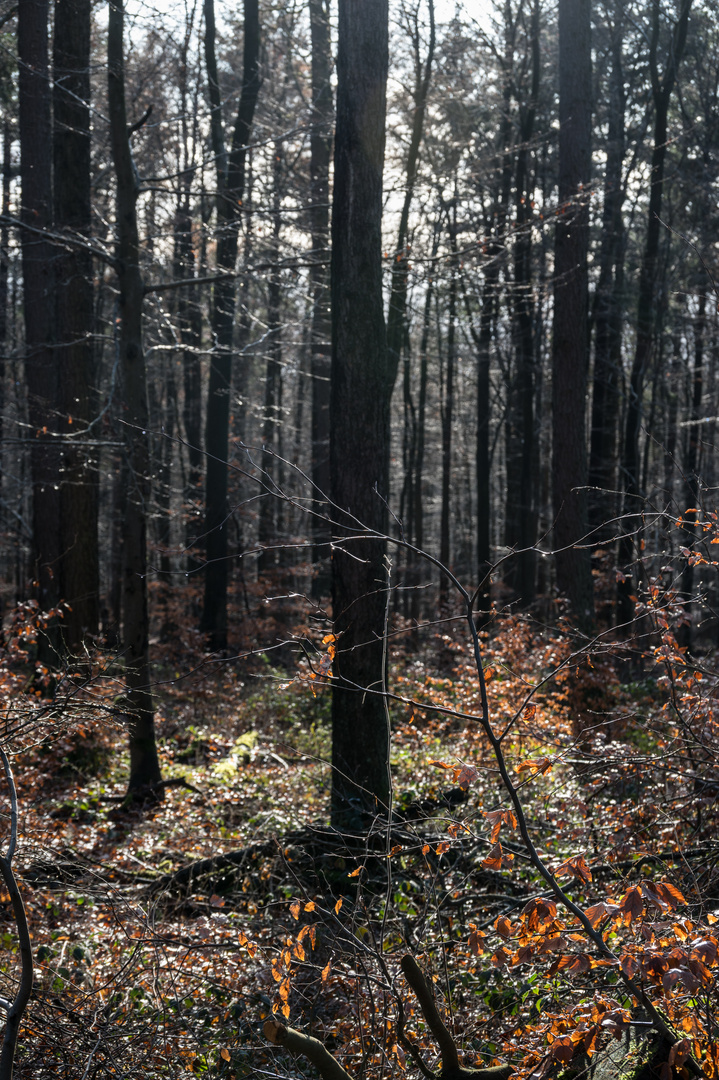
0 594 717 1078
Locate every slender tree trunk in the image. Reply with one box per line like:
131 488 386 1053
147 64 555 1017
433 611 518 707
504 0 540 607
678 286 706 650
330 0 390 829
181 188 204 567
54 0 99 650
391 0 435 601
108 0 162 796
470 42 513 620
409 219 439 624
617 0 692 626
202 0 261 650
589 0 625 537
386 0 435 394
439 202 457 609
308 0 333 595
0 120 9 465
551 0 594 630
258 140 284 576
19 0 62 645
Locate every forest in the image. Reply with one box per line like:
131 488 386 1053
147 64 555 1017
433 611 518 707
0 0 718 1076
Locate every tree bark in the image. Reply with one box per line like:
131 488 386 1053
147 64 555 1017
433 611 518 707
108 0 162 795
201 0 261 650
617 0 692 627
308 0 333 596
258 139 284 576
18 0 62 644
54 0 99 650
502 0 539 607
330 0 390 828
439 200 457 609
551 0 594 630
588 0 625 538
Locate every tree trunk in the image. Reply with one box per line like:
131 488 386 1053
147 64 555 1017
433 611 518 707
588 0 625 538
308 0 333 596
391 0 435 603
18 0 62 646
617 0 692 627
258 140 284 577
504 0 540 608
551 0 594 630
108 0 162 796
678 286 706 650
409 217 439 624
439 202 457 609
201 0 261 650
54 0 99 651
330 0 390 829
386 0 435 394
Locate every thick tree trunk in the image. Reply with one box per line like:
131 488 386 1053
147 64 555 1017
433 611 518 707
201 0 261 650
551 0 594 630
18 0 62 642
308 0 333 596
330 0 390 829
54 0 99 650
108 0 162 796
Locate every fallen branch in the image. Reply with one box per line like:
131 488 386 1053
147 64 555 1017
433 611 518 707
262 954 513 1080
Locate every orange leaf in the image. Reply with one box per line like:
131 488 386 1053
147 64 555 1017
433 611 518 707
620 952 639 979
290 901 301 920
436 841 450 856
522 703 537 721
495 915 513 939
304 901 316 913
584 902 618 929
516 757 552 776
454 763 479 789
482 842 514 871
428 760 452 770
555 855 592 884
484 809 518 843
468 925 485 955
619 887 643 926
347 866 362 878
334 898 343 915
321 960 331 982
491 946 511 968
220 1048 231 1062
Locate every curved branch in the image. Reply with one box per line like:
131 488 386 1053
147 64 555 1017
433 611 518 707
0 749 33 1080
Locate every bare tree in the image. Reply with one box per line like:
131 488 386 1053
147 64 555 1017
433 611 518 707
107 0 162 796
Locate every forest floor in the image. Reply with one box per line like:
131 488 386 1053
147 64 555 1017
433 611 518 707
1 595 718 1078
